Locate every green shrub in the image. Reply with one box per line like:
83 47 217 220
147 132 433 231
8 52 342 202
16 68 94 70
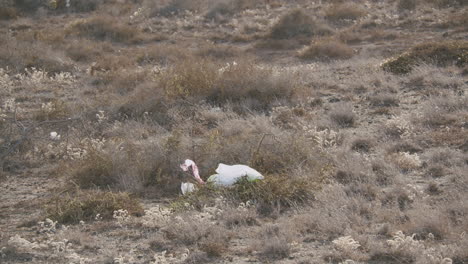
45 190 144 224
382 41 468 74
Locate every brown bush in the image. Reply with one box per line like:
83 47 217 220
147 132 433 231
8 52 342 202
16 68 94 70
328 103 357 128
0 36 73 74
259 237 291 260
398 0 417 11
254 225 292 260
351 138 374 153
33 99 71 122
65 40 104 62
45 190 144 224
199 226 231 257
369 94 399 107
337 28 363 44
417 96 468 128
299 39 354 61
222 207 258 228
70 151 115 189
388 142 422 154
154 0 213 16
382 41 468 74
325 3 367 21
204 0 254 21
66 16 142 44
67 134 194 196
267 9 333 40
13 0 44 13
427 0 466 8
68 0 103 12
158 59 297 113
0 6 17 20
164 214 209 245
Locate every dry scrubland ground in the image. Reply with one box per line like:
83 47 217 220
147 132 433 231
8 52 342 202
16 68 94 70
0 0 467 263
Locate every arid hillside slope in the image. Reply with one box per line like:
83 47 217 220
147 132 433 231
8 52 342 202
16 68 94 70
0 0 467 263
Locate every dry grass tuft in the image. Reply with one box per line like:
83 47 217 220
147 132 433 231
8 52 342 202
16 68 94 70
398 0 417 11
255 225 292 260
65 40 105 63
299 38 354 61
328 103 357 128
0 36 73 74
382 41 468 74
65 16 142 44
268 9 333 40
45 190 143 224
164 214 210 246
69 151 115 189
221 207 258 228
369 94 399 107
0 6 17 20
204 0 254 21
182 251 210 263
259 237 291 260
351 138 374 153
325 3 367 22
158 59 297 113
199 226 231 257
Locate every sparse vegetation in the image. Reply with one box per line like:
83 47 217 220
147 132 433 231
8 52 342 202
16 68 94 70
1 1 467 263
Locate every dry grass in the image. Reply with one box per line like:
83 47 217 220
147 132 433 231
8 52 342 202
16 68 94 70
156 59 298 113
268 9 332 40
67 137 190 196
0 35 73 74
398 0 417 11
65 16 143 44
382 40 468 74
1 1 467 263
254 225 292 260
325 3 367 22
350 138 374 153
45 190 144 224
221 207 258 229
0 6 17 20
199 226 231 257
328 103 357 128
299 38 354 61
65 40 105 63
258 8 333 49
368 94 399 107
204 0 255 21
